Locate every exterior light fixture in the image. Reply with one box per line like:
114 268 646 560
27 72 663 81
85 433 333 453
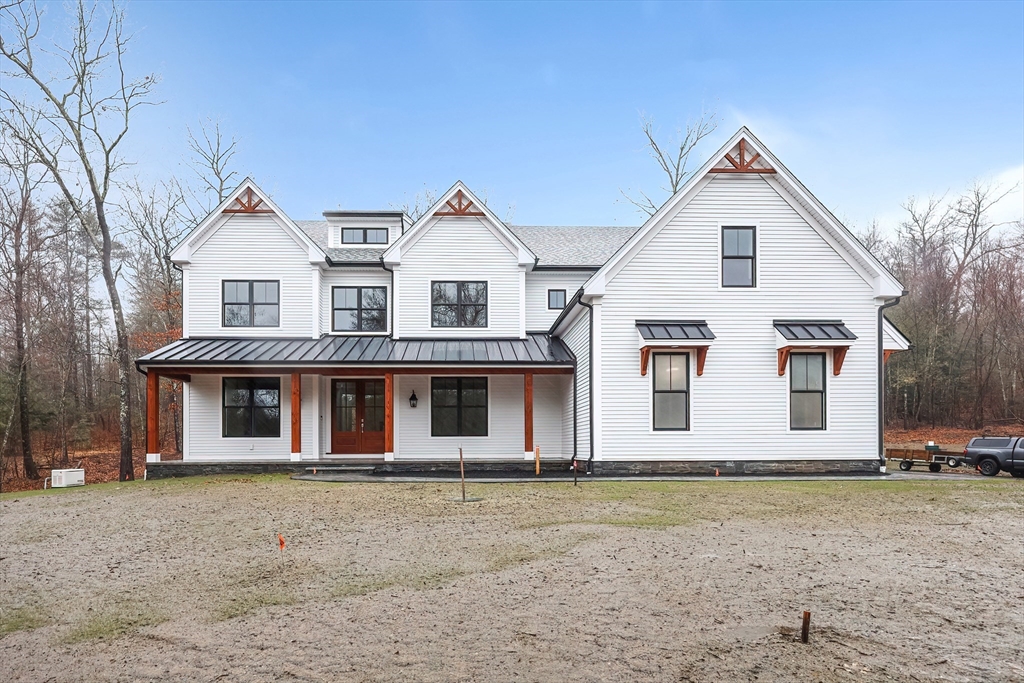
409 390 418 408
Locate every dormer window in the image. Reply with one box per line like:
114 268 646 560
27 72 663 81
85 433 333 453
342 228 388 244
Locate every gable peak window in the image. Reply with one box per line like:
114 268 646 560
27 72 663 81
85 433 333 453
548 289 567 310
790 352 826 430
432 281 487 327
652 353 689 430
223 280 279 327
333 286 387 332
722 226 756 287
341 228 388 245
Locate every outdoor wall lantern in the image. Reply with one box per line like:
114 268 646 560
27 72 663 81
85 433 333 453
409 390 418 408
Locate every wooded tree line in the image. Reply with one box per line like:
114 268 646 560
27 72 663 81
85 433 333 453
1 2 1021 485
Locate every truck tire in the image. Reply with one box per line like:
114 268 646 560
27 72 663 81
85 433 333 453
929 463 942 473
899 460 913 471
1010 471 1023 479
978 459 1001 477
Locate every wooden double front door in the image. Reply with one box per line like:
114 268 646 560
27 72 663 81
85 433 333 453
331 379 386 454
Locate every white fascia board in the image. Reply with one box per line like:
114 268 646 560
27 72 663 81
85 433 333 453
381 181 536 266
882 318 911 351
550 298 587 337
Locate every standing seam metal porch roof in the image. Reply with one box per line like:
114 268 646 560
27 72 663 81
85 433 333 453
773 320 857 341
136 334 574 368
635 320 716 341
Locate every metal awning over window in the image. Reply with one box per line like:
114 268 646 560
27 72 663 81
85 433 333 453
636 320 715 377
774 320 856 342
773 320 856 376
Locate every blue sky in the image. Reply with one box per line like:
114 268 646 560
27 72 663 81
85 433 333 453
120 0 1023 231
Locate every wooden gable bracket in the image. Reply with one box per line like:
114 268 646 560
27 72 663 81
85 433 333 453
223 187 275 214
640 346 708 377
434 189 485 217
777 346 849 376
710 139 776 174
883 350 897 364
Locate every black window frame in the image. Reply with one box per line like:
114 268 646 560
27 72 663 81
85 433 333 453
222 377 281 438
331 286 388 333
430 377 488 437
721 226 756 288
341 228 389 245
222 280 280 327
430 281 488 328
789 352 826 431
547 289 567 310
652 352 690 431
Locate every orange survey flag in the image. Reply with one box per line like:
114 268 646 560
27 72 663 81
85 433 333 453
278 533 286 551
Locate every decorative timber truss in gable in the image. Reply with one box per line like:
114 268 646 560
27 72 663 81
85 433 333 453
710 139 776 174
433 189 485 217
223 187 275 214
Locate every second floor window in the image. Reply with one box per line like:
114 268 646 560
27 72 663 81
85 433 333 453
722 227 756 287
431 281 487 327
548 289 567 310
333 286 387 332
223 281 279 327
342 228 388 244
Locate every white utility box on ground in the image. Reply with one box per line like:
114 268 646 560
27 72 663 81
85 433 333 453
51 469 85 487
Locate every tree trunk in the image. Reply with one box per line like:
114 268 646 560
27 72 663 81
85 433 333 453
95 205 134 482
12 217 38 480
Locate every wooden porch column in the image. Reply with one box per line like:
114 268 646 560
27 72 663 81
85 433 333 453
524 372 534 458
146 371 160 463
384 372 394 456
290 373 301 460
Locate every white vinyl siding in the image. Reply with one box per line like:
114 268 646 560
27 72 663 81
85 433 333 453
525 271 590 331
186 213 312 337
598 174 877 461
560 310 590 460
184 374 319 460
397 217 522 337
320 269 391 335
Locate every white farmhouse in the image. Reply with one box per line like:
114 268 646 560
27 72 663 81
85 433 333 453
137 128 910 475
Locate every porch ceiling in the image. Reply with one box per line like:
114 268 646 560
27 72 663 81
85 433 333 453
136 333 574 369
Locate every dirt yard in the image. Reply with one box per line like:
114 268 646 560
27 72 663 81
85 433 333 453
1 476 1021 682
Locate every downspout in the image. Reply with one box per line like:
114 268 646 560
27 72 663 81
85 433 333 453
577 296 595 474
877 291 906 471
380 256 394 337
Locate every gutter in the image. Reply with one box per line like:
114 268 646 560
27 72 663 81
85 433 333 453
380 256 395 338
577 295 595 474
877 291 907 470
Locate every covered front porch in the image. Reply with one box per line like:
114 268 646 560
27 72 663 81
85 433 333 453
136 335 575 465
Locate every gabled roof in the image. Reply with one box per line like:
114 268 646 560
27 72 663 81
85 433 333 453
581 127 905 300
381 181 536 267
169 179 326 265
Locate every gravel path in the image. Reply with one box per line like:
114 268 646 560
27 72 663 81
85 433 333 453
2 476 1021 682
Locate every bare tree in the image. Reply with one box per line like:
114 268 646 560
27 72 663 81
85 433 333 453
391 185 437 221
622 110 718 216
0 118 47 479
1 0 159 480
179 118 239 226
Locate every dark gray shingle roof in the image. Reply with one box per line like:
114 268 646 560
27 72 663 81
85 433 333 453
293 220 636 268
137 334 574 367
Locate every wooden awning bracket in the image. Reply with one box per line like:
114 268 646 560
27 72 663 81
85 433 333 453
434 189 485 217
710 139 776 174
778 346 849 376
640 345 708 377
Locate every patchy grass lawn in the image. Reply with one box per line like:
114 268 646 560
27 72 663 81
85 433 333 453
1 475 1021 682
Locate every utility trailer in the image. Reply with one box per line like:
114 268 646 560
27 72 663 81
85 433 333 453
886 445 963 473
